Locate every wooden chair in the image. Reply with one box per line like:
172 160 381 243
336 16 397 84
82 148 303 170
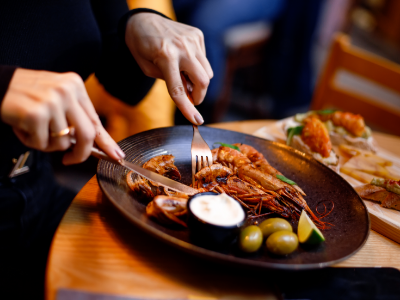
85 0 176 142
311 33 400 136
212 22 271 123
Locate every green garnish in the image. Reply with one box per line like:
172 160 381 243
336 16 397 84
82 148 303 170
295 109 336 122
276 174 297 185
317 109 336 115
371 178 400 195
213 142 240 151
286 126 304 146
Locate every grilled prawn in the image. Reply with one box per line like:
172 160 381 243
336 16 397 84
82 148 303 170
233 143 306 196
329 111 365 137
146 196 188 227
211 146 323 226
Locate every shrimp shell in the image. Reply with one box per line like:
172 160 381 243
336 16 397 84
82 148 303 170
146 195 188 227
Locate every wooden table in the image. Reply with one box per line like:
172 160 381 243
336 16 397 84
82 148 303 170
46 120 400 300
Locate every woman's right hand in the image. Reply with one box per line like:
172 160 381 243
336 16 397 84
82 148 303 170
0 68 125 165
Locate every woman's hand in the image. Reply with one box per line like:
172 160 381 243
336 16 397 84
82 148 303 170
0 68 125 165
125 12 213 125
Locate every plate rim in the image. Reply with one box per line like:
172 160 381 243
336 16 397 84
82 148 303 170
97 125 370 270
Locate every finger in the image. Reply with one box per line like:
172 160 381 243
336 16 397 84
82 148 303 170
62 101 95 165
47 105 71 152
156 58 204 125
196 28 206 55
196 53 213 80
181 58 210 106
18 103 50 150
74 84 125 160
180 73 194 103
94 125 125 161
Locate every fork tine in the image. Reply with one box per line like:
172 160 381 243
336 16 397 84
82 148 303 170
192 154 197 187
207 154 213 167
197 156 201 174
191 125 213 186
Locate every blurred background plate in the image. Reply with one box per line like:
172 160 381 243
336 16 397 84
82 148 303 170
97 125 369 270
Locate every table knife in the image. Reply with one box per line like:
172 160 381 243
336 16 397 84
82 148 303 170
70 138 198 195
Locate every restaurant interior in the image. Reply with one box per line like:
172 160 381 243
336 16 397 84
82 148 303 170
53 0 400 194
6 0 400 299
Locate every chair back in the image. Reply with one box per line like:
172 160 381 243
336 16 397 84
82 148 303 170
311 33 400 136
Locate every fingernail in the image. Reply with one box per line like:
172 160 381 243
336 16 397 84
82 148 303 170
116 148 125 159
194 113 204 125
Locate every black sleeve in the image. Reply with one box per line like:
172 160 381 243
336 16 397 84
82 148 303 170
90 1 168 105
0 65 17 114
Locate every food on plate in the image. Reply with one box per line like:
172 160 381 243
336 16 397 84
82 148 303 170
355 179 400 211
232 143 306 196
127 144 330 231
142 154 181 181
296 110 368 137
146 195 188 227
371 178 400 194
259 218 293 239
339 145 392 167
208 145 325 226
240 217 303 255
292 110 375 152
300 116 332 158
297 210 325 244
340 168 377 184
126 155 189 200
340 154 392 179
239 225 263 253
266 231 298 255
188 193 245 227
284 116 339 169
339 145 400 182
187 192 246 246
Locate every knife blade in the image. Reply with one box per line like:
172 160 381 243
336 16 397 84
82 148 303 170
119 159 198 195
69 138 198 195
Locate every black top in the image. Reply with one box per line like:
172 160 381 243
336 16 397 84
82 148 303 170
0 0 162 169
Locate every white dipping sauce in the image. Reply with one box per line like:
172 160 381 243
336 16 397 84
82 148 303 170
190 193 245 226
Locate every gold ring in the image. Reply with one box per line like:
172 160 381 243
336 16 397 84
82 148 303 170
51 126 75 138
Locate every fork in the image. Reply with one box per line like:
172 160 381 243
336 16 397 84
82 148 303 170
180 73 213 186
191 124 213 186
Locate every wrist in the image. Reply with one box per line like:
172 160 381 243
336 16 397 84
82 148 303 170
125 12 156 42
118 8 171 47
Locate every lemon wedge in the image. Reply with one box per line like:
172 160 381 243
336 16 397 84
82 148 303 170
298 210 325 244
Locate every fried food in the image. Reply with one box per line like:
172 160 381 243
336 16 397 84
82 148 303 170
330 111 365 137
339 145 400 182
292 110 375 152
355 180 400 211
301 116 332 158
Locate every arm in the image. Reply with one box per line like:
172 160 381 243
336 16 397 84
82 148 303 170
90 1 156 105
91 0 213 124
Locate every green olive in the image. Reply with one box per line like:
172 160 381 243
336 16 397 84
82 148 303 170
259 218 293 239
239 225 263 253
266 231 298 255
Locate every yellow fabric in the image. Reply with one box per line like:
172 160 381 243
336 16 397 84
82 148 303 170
85 0 176 142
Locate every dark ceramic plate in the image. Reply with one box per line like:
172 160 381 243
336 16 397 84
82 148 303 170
97 126 370 270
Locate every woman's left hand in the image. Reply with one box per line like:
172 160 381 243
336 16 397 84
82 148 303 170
125 12 213 125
